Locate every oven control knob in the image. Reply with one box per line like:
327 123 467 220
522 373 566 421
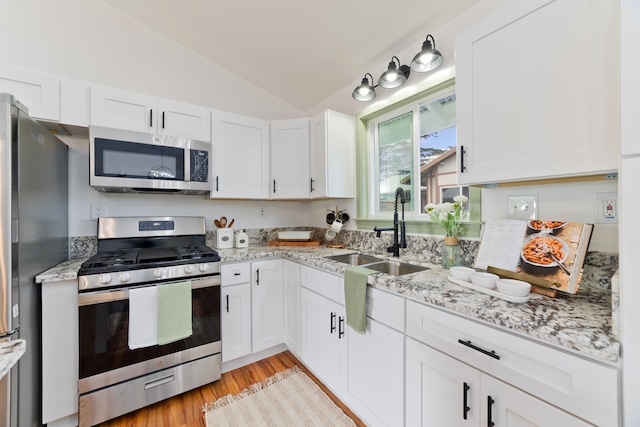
99 274 112 285
184 265 194 274
153 269 166 278
198 264 209 273
119 272 131 283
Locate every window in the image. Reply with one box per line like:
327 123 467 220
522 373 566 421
368 86 461 218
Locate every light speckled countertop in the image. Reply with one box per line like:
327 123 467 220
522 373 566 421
0 339 26 380
36 245 620 364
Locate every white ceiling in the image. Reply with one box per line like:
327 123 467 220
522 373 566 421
101 0 480 113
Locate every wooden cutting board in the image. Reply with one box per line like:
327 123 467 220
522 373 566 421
268 239 322 247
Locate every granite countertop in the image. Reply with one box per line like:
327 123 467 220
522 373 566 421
0 339 26 380
37 245 620 364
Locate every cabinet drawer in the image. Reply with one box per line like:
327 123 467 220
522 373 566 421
366 287 404 331
406 301 618 426
301 265 342 303
221 262 251 286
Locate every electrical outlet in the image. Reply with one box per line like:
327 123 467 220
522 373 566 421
90 203 107 220
594 192 618 224
507 195 538 220
258 206 266 218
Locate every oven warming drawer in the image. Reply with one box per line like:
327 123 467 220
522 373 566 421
79 353 221 427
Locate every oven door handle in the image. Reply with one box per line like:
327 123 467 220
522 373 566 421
78 276 220 306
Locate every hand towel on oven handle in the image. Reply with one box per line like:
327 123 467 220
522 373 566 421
157 281 193 345
128 286 158 349
128 281 193 350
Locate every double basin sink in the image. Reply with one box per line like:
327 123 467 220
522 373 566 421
324 253 428 276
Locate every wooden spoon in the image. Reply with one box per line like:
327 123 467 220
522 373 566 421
214 219 222 228
227 218 235 228
219 216 227 227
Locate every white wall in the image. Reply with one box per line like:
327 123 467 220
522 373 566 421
481 181 619 253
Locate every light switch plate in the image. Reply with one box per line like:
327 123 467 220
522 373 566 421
594 192 618 224
507 195 538 220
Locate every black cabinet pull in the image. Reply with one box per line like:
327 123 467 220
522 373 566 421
487 395 495 427
463 382 471 420
330 312 336 334
215 176 219 192
458 339 500 360
226 294 229 313
233 272 240 276
273 179 276 194
460 145 466 173
310 178 315 192
255 268 260 285
149 109 153 127
338 316 345 338
162 111 165 129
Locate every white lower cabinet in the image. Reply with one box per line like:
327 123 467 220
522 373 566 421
344 317 404 427
406 338 590 426
251 259 284 353
300 287 346 393
406 300 618 427
221 259 284 361
283 260 301 355
221 282 252 362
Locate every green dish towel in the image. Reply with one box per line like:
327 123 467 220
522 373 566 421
157 281 193 345
344 266 377 334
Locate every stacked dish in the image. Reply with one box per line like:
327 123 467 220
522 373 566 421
447 267 531 303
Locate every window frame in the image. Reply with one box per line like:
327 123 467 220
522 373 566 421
354 77 482 238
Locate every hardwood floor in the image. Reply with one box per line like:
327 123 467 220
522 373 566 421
97 351 366 427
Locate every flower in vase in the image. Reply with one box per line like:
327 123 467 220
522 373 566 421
424 195 469 238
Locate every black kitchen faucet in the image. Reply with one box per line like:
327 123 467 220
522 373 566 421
373 187 407 257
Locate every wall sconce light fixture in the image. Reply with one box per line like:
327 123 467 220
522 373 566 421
353 34 443 102
352 73 377 101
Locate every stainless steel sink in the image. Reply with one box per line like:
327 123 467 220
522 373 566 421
361 260 429 276
325 253 385 266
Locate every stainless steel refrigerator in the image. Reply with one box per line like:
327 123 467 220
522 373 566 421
0 93 68 427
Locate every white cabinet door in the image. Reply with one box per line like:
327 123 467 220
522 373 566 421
406 338 480 427
91 84 156 133
309 110 355 199
344 318 404 427
481 375 591 427
0 64 60 121
251 259 284 353
42 279 78 424
90 85 211 140
621 0 640 157
300 287 346 392
210 110 270 199
269 118 310 199
157 98 210 141
456 0 618 184
221 282 252 362
283 260 301 355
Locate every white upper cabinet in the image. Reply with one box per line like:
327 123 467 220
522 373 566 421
0 64 60 121
456 0 619 184
210 109 270 199
309 110 355 199
90 84 211 141
621 0 640 157
270 118 310 199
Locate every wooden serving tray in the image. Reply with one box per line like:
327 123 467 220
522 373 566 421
267 239 322 247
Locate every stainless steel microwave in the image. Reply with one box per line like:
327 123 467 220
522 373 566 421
89 126 210 195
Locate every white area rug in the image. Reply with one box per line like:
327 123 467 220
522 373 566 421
202 366 356 426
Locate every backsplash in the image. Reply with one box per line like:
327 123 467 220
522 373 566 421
70 227 617 290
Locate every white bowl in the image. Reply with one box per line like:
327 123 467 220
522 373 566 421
496 279 531 297
450 266 476 282
469 272 499 289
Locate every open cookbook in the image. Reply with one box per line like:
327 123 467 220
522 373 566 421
474 219 594 294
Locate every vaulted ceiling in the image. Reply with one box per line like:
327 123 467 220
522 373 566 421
101 0 480 112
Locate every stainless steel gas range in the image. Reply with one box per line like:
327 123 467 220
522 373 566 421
76 216 221 427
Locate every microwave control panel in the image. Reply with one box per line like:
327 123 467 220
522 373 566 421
190 149 209 183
